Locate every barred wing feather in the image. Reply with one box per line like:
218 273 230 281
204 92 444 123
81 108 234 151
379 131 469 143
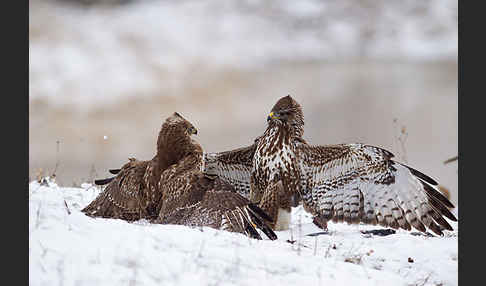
298 144 457 235
202 144 257 199
82 159 150 221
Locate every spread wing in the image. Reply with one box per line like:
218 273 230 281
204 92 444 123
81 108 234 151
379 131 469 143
93 164 138 186
158 156 276 240
82 159 151 221
202 143 257 199
298 143 457 235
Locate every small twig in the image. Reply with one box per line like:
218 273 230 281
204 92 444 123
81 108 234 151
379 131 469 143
38 240 48 258
288 226 295 250
57 259 65 286
128 259 139 286
52 140 61 177
393 118 409 163
64 200 71 215
297 213 302 256
36 168 45 184
414 272 433 286
197 238 205 259
89 164 98 184
35 203 42 229
444 155 458 165
324 243 332 258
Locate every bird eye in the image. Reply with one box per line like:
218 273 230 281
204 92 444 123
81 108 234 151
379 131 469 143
188 126 197 135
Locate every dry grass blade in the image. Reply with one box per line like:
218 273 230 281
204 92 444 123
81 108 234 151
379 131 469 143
443 156 458 165
64 200 71 215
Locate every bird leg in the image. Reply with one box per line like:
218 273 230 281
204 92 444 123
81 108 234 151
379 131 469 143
312 215 328 231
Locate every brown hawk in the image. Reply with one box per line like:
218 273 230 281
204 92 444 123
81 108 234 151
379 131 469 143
83 112 276 240
203 95 457 235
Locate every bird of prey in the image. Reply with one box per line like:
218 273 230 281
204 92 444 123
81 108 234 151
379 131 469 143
82 112 276 240
203 95 457 235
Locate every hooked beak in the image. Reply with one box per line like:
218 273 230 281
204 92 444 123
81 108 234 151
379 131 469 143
267 112 278 122
189 127 198 135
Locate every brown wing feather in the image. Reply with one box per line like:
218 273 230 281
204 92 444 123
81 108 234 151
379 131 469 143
298 143 457 235
83 112 200 221
82 159 152 221
158 154 276 240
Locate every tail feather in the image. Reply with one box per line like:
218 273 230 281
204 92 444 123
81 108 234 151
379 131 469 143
95 177 116 185
246 206 277 240
247 203 273 223
233 208 263 240
245 224 263 240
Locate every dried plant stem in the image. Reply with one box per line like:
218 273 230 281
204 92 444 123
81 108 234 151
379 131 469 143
393 118 409 163
444 155 458 165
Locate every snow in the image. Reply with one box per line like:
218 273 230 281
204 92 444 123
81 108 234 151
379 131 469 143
29 178 458 286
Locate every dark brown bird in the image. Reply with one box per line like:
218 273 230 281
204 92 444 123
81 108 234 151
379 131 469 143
82 112 198 221
203 95 457 235
83 112 276 240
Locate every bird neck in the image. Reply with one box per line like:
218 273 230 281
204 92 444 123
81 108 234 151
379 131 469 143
156 142 186 172
266 120 303 141
156 139 202 173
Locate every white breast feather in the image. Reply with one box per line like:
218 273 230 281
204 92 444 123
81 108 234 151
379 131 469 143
254 128 294 182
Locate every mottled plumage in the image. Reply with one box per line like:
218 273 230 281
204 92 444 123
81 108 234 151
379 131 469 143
83 112 276 240
156 146 276 240
203 95 457 235
82 112 197 221
202 144 257 199
82 158 152 221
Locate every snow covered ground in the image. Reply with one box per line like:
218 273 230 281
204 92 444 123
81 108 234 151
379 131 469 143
29 178 458 286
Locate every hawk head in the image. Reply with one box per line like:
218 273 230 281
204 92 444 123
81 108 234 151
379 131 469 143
164 112 198 136
157 112 202 171
267 95 304 134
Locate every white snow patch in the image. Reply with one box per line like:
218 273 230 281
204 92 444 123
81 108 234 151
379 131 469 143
29 180 458 286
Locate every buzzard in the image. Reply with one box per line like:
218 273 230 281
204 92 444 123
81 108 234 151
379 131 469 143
203 95 457 235
83 112 276 240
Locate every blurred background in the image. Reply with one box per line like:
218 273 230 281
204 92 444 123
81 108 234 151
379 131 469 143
29 0 458 204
